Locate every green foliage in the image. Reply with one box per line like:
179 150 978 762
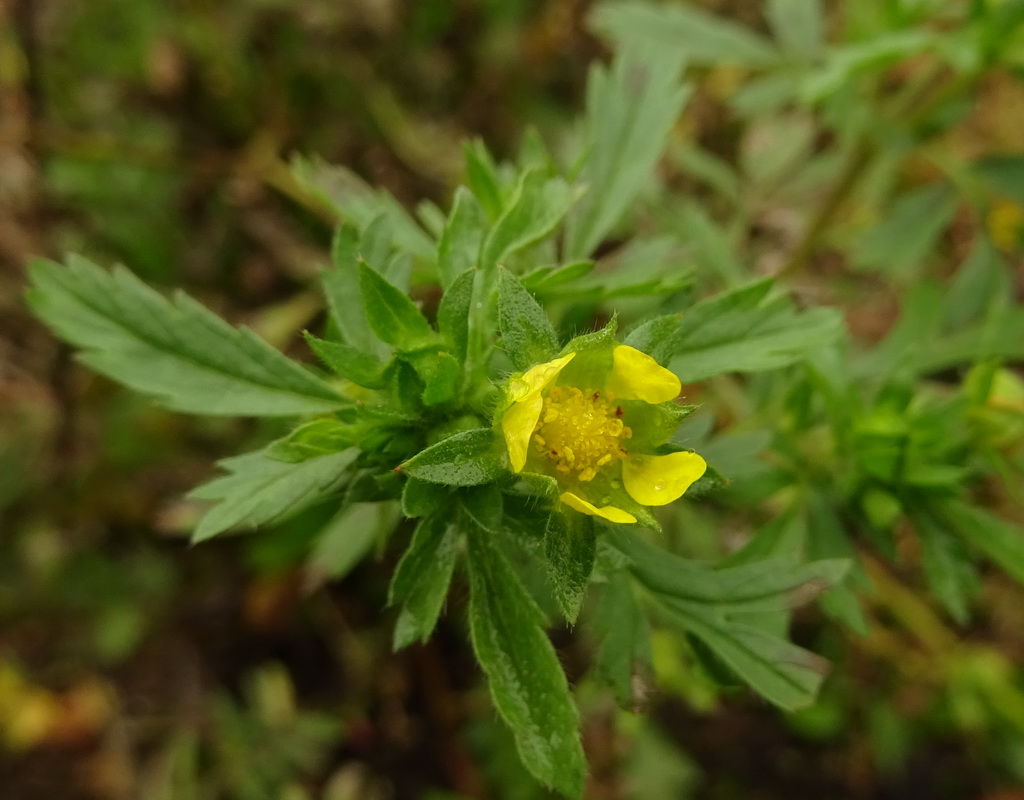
23 1 1024 794
189 448 357 542
26 255 346 416
465 525 586 798
388 514 460 649
498 269 559 370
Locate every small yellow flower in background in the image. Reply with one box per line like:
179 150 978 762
500 344 706 524
987 198 1024 251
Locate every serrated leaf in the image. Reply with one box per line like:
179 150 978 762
564 49 691 259
438 188 486 289
437 269 476 362
401 428 508 486
189 448 357 542
26 256 346 416
590 2 781 67
608 528 848 615
662 604 829 710
389 514 460 649
498 269 559 370
304 333 388 389
543 511 596 623
465 526 586 797
358 262 435 350
479 167 580 271
628 279 844 382
593 570 652 709
852 183 958 281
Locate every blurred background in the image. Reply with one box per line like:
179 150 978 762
3 1 1024 798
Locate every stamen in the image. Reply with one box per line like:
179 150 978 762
531 386 632 482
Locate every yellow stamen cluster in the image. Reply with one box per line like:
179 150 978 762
532 386 632 482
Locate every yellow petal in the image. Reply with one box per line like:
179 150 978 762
501 353 575 473
510 353 575 401
622 451 707 506
606 346 681 404
559 491 637 524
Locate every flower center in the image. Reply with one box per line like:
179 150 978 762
532 387 632 482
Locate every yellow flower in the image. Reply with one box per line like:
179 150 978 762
500 344 706 524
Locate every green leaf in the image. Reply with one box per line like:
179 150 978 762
406 349 461 406
324 225 374 350
461 483 505 533
291 156 435 260
543 511 596 623
609 529 848 614
358 261 435 350
627 279 844 382
766 0 824 60
26 256 346 416
189 448 357 542
563 49 691 259
389 514 460 649
941 499 1024 586
479 167 580 272
465 526 586 797
265 418 355 463
852 183 958 281
464 139 505 220
306 501 400 585
438 188 486 289
662 200 745 286
401 476 450 518
437 269 476 362
592 570 652 709
910 507 978 624
661 605 829 710
401 428 508 486
590 1 781 67
304 333 388 389
498 269 559 371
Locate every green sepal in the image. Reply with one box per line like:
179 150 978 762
265 417 356 463
304 333 389 389
401 428 509 486
358 261 436 350
497 268 559 371
464 523 586 798
389 514 460 649
559 316 619 357
626 401 699 450
401 476 451 518
437 268 476 362
543 510 597 623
